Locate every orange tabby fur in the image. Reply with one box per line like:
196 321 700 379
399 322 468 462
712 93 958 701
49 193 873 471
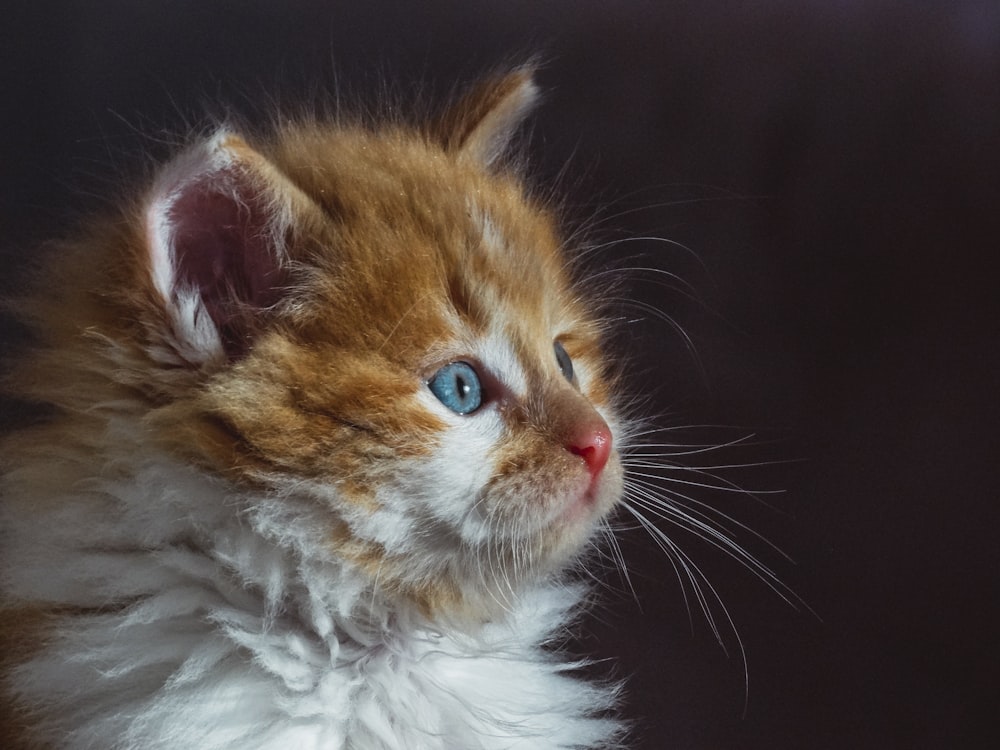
1 69 626 749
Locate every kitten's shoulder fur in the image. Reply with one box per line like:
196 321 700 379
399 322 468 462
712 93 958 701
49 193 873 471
0 69 627 749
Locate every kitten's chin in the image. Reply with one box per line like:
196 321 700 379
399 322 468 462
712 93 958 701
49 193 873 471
563 457 623 522
545 458 624 554
552 485 602 530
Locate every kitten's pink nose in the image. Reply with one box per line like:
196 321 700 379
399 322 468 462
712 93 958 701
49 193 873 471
567 420 613 479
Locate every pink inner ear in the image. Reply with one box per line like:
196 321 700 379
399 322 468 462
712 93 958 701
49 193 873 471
168 169 285 357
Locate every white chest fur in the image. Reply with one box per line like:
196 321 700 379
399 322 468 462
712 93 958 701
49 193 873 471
1 437 620 750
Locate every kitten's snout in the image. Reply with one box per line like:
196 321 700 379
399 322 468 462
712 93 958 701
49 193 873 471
566 418 612 480
546 388 614 482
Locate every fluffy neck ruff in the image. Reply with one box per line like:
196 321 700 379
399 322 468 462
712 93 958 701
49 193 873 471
2 405 622 750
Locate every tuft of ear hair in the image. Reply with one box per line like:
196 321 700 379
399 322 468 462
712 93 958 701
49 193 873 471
142 132 314 365
433 66 540 167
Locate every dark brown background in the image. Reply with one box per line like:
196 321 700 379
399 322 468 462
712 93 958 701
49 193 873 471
2 2 998 748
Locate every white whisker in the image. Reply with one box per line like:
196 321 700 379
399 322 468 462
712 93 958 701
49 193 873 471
601 517 639 606
624 488 778 585
622 431 769 454
618 502 750 709
625 468 784 495
586 265 698 296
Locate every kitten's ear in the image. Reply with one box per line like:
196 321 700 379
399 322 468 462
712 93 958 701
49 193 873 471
143 131 308 365
435 67 540 167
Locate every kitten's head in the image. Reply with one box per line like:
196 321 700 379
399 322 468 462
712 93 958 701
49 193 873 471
98 69 624 622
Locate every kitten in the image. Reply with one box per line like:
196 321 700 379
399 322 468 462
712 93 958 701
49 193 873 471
0 68 630 748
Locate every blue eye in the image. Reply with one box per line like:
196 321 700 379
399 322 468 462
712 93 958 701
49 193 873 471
554 341 574 382
428 361 483 414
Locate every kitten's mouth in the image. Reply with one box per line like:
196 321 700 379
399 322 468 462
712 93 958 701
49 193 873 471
554 462 621 528
558 490 598 527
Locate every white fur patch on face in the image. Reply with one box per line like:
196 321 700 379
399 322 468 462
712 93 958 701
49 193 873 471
479 326 529 397
431 406 509 545
326 385 506 557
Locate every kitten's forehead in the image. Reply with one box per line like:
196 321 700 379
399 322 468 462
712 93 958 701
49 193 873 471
466 201 598 367
261 124 602 414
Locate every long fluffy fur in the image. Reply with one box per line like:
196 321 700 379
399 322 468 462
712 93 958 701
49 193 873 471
1 70 628 749
4 428 619 749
